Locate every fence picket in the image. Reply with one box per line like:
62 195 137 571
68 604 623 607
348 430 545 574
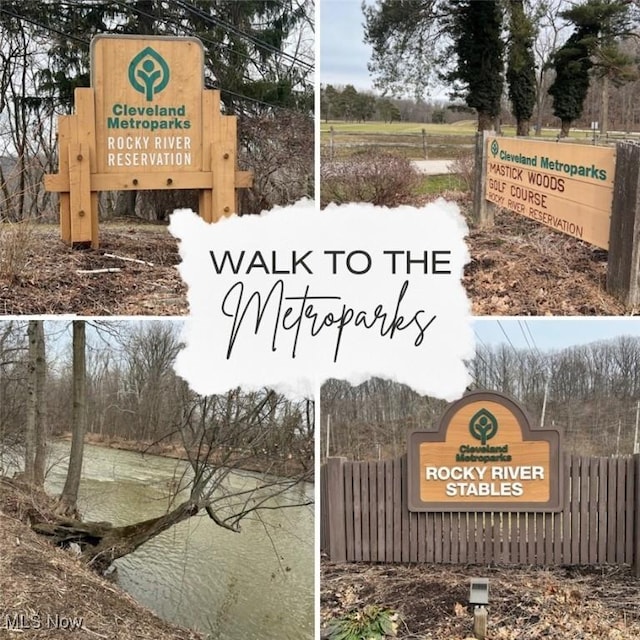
321 454 637 569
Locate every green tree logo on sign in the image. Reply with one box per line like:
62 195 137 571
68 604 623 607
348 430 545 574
469 408 498 445
490 140 499 157
128 47 170 101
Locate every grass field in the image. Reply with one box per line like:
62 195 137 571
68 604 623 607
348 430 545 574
321 119 640 160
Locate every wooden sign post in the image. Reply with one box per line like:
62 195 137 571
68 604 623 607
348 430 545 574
408 390 562 512
45 35 252 248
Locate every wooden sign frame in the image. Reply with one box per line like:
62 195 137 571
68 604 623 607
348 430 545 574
408 390 562 512
44 36 252 248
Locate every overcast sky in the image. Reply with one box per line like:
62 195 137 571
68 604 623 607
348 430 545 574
474 318 640 353
320 0 373 90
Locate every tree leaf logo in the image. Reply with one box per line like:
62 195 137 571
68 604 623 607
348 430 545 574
490 140 499 157
128 47 170 102
469 408 498 445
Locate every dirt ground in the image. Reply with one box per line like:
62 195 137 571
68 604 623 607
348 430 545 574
321 562 640 639
0 221 187 315
0 202 630 316
420 191 626 316
464 207 625 316
0 478 203 639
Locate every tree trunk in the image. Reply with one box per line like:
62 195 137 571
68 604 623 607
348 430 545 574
25 321 46 486
114 190 138 217
33 321 46 487
34 500 201 573
59 321 87 514
600 74 609 137
559 119 571 138
516 118 530 137
477 111 493 131
25 322 37 483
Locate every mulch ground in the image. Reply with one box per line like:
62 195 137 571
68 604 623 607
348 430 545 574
463 206 625 316
0 478 203 639
0 201 631 316
0 221 187 315
321 562 640 639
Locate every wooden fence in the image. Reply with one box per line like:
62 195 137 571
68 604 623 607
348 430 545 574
321 454 640 575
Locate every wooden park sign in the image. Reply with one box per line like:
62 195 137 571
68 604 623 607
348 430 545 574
484 136 615 249
408 390 562 512
45 35 252 248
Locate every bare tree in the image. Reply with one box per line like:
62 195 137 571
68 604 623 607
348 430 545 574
58 320 86 514
24 320 46 485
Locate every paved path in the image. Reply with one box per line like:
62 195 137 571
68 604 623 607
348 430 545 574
412 159 455 174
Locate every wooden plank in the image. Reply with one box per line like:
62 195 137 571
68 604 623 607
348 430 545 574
617 457 626 564
544 513 553 565
393 457 401 562
467 513 476 564
344 462 354 562
377 462 386 562
326 457 347 562
571 456 581 564
400 455 409 562
510 512 519 564
634 455 640 577
501 512 510 564
409 512 418 563
579 456 589 563
352 463 362 562
625 457 634 563
526 514 536 564
417 512 426 563
434 513 442 564
533 513 542 564
458 513 467 564
484 513 497 564
598 458 607 564
211 117 237 221
199 90 215 222
385 460 393 562
607 456 618 563
426 512 435 563
73 88 99 248
361 463 370 562
475 514 484 565
562 455 571 564
519 513 528 564
68 142 92 243
54 116 72 244
44 169 252 192
588 458 598 564
607 141 640 305
442 513 451 564
320 464 328 554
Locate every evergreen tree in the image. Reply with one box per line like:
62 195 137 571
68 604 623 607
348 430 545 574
507 0 537 136
9 0 313 114
442 0 505 131
548 29 593 137
548 0 636 137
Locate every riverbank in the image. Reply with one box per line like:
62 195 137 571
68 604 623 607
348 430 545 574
0 478 203 640
65 432 313 480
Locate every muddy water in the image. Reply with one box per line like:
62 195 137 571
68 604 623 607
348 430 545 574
46 443 314 640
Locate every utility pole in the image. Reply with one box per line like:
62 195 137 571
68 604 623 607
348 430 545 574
634 400 639 455
325 414 331 460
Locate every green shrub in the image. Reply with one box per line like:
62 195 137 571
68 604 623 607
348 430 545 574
326 605 400 640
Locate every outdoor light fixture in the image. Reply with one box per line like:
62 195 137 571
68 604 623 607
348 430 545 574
469 577 490 607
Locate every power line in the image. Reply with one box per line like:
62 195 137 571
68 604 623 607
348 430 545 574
0 6 310 113
173 0 314 71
